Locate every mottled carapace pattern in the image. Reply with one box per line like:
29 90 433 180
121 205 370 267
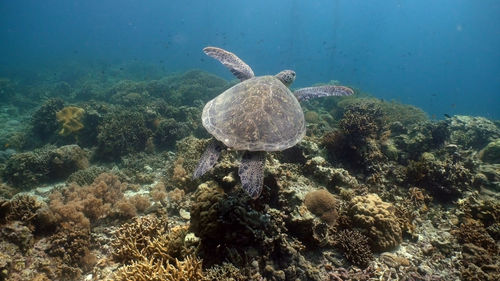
202 76 306 151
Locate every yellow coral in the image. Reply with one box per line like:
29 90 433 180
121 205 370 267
349 193 402 252
56 106 85 136
112 256 203 281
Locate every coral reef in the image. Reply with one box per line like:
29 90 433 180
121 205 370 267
322 99 390 177
190 183 321 280
405 152 473 200
55 106 85 136
2 65 500 281
348 193 402 252
392 120 449 161
2 144 89 189
447 115 500 149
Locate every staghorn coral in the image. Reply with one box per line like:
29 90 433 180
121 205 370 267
111 215 169 263
47 222 93 270
55 106 85 136
203 262 246 281
112 255 203 281
111 213 202 281
335 229 373 268
304 189 339 226
348 193 402 252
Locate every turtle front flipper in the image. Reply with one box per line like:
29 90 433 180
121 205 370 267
239 151 265 199
294 85 354 102
193 139 224 179
203 46 255 81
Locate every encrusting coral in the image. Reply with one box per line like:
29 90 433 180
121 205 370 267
55 106 85 136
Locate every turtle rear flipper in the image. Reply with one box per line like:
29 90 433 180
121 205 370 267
294 85 354 102
239 151 265 199
203 46 255 81
193 140 223 179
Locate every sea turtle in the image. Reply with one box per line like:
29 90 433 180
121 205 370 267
193 46 354 198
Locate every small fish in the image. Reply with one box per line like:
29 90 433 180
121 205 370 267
444 114 451 118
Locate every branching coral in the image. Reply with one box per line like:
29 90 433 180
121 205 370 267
322 99 388 175
335 229 373 268
453 219 500 281
111 214 202 281
111 215 170 263
47 222 93 269
112 255 203 281
405 152 473 200
55 106 85 136
153 118 190 150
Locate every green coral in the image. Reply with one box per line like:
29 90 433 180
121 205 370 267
96 110 152 160
2 144 89 189
153 118 190 150
30 98 65 145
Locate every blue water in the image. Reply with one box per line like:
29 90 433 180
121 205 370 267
1 0 499 118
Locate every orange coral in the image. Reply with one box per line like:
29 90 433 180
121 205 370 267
49 172 127 229
56 106 85 136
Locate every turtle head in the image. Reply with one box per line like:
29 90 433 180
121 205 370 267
275 70 296 87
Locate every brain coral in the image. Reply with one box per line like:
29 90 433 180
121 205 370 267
304 189 338 226
349 193 402 252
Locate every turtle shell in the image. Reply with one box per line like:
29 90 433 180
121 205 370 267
202 75 305 151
